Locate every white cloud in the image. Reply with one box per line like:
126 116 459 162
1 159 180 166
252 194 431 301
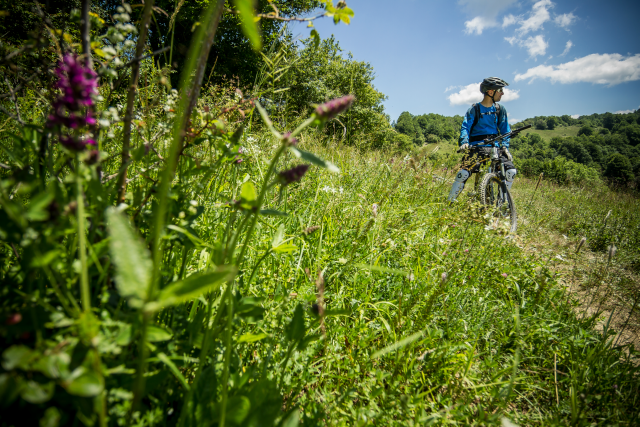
505 34 549 59
460 0 518 35
555 12 576 29
571 114 580 119
514 53 640 86
523 35 549 58
502 14 519 28
465 16 494 35
559 40 573 57
448 82 520 106
516 0 553 35
614 106 640 114
444 85 459 93
505 36 517 46
508 118 521 125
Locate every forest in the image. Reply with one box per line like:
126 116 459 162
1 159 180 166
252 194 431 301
393 109 640 187
1 1 639 426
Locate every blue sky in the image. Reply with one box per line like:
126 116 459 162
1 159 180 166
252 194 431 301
291 0 640 124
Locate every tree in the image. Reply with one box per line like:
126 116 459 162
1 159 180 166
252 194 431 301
535 118 547 130
395 112 417 136
117 0 324 87
603 153 634 184
546 116 559 130
602 112 616 130
577 125 594 137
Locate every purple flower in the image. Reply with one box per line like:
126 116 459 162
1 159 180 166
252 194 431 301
47 54 98 130
278 164 309 186
281 132 298 146
313 95 355 124
501 273 508 278
60 136 96 151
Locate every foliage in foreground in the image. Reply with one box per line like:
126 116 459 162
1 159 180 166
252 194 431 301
1 2 639 427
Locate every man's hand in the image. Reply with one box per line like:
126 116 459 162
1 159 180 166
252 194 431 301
503 148 513 161
459 143 469 151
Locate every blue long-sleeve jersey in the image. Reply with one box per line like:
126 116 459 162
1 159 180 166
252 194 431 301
459 103 511 148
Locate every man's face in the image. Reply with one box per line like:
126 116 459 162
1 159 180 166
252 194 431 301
488 89 504 101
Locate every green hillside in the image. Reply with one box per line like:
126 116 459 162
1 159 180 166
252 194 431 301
518 125 581 140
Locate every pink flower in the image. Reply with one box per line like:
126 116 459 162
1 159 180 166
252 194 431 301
501 273 508 278
278 164 310 186
313 95 355 124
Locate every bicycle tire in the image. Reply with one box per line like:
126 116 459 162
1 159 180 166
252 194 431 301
479 172 517 233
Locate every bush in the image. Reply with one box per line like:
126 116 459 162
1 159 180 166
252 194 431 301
519 156 602 186
603 153 634 184
578 125 594 136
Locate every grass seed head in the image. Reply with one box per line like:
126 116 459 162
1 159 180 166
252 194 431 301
576 237 586 254
608 245 617 263
304 225 320 235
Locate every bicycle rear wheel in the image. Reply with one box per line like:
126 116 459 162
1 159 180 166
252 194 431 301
479 172 517 233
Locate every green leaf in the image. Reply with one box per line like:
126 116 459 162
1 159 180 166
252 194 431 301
21 381 54 404
260 209 288 216
281 409 300 427
150 266 237 311
225 395 251 424
233 0 262 51
157 352 190 391
237 332 269 343
371 331 425 359
40 407 61 427
30 249 60 268
272 224 285 248
26 191 55 221
115 324 132 346
285 304 306 342
106 208 152 306
2 345 35 370
273 243 298 254
64 369 104 397
289 147 339 173
240 181 258 203
310 29 320 48
354 263 408 276
147 325 173 342
0 373 22 406
324 308 351 317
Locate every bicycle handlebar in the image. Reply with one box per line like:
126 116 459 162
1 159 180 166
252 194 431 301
482 124 532 146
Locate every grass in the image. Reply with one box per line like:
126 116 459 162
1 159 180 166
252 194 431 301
2 72 639 427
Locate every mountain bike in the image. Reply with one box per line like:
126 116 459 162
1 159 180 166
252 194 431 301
477 125 531 233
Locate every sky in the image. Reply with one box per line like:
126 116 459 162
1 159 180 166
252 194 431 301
290 0 640 124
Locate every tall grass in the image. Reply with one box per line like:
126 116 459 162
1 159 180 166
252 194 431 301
1 5 639 427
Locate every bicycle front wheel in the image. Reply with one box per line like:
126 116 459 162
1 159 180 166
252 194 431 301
479 172 517 233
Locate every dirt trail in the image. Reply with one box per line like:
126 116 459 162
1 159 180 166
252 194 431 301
517 222 640 350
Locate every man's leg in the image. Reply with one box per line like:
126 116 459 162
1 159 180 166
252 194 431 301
505 168 517 192
447 169 470 202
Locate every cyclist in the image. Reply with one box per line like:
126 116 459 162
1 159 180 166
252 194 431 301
448 77 517 202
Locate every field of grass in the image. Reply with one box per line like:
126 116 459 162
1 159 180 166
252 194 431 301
518 125 581 140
